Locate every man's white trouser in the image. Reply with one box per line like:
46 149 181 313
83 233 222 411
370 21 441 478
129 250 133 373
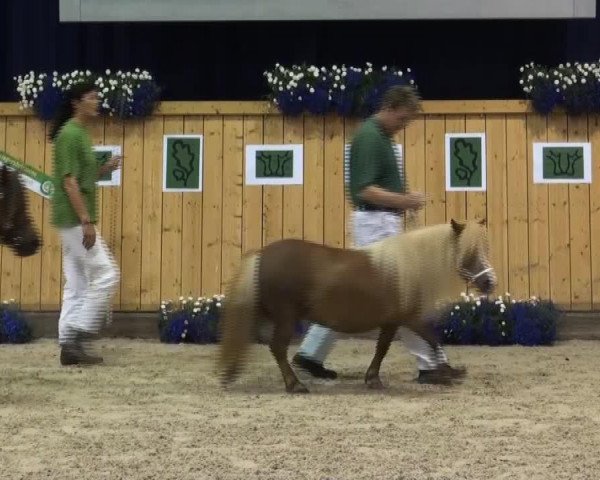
296 211 448 371
57 225 120 345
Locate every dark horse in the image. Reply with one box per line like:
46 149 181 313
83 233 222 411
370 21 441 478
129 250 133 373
217 219 496 393
0 165 42 257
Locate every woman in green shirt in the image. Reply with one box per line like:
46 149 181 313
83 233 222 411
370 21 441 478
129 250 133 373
49 81 121 366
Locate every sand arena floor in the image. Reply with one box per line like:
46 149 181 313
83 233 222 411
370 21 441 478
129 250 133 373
1 338 599 480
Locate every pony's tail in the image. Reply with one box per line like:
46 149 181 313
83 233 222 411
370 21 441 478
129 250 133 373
216 250 260 388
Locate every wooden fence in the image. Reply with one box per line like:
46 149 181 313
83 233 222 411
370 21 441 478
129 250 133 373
0 100 598 312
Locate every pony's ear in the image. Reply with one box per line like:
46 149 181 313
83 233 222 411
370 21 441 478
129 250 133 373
479 218 487 227
450 219 466 236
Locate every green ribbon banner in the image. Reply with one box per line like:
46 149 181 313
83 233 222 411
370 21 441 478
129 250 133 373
0 150 55 199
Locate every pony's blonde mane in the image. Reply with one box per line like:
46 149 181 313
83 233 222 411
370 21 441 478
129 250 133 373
357 221 487 315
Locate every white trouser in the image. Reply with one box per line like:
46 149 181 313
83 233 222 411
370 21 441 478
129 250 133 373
296 210 448 371
57 225 120 345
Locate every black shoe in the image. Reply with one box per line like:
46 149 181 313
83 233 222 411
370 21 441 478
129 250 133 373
437 363 467 380
292 354 338 379
60 331 104 366
417 369 453 385
60 344 104 366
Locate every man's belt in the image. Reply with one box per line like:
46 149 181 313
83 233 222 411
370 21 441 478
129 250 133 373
355 204 402 215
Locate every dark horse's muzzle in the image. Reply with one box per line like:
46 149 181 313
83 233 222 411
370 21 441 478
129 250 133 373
0 164 42 257
1 228 42 257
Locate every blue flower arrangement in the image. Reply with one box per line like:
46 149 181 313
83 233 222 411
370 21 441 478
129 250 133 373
15 69 161 121
436 293 559 347
264 63 418 118
519 61 600 115
0 299 33 344
158 295 223 344
158 294 309 345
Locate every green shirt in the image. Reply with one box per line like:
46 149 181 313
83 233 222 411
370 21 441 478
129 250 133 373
348 117 405 208
51 119 98 227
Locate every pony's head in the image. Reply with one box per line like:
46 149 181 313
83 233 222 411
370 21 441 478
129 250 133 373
450 218 496 295
0 165 41 257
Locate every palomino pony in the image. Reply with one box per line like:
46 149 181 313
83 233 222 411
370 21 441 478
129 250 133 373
217 219 496 393
0 165 41 257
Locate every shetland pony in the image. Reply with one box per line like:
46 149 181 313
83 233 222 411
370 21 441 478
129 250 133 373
0 165 41 257
217 219 496 393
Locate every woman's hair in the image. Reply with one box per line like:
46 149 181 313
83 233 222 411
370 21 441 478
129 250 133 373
48 81 98 142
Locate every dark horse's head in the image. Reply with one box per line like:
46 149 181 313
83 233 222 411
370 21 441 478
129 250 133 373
0 165 42 257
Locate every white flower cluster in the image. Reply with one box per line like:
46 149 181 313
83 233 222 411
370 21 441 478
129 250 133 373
263 62 415 104
93 68 153 113
450 291 517 316
161 294 224 314
14 68 154 115
263 63 329 102
1 298 17 305
160 294 225 340
519 61 600 95
14 71 48 110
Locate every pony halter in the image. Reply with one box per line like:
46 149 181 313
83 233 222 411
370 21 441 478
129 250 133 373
469 267 494 282
459 266 494 284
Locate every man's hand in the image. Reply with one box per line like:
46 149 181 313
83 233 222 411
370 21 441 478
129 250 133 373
401 192 426 211
82 222 96 250
105 155 122 172
358 185 426 211
98 155 122 178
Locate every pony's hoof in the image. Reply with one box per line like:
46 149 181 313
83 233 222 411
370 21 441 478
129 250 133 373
286 381 310 394
365 377 385 390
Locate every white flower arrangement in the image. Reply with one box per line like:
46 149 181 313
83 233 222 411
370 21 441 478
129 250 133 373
263 62 417 116
14 68 159 120
519 60 600 114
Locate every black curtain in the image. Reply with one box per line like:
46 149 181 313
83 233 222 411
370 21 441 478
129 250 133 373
2 0 600 102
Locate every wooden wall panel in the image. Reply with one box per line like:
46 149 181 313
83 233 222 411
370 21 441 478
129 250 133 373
282 117 304 240
303 115 324 244
0 101 597 312
201 116 224 297
120 120 144 309
181 116 204 297
404 117 426 230
567 116 591 310
160 116 184 302
323 115 345 248
547 114 571 308
103 119 125 307
527 114 550 301
486 114 509 296
140 117 164 308
444 115 467 224
505 115 530 300
589 115 600 310
1 118 26 302
424 115 446 225
241 116 263 255
39 123 62 309
20 118 45 309
221 116 244 293
262 117 283 246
